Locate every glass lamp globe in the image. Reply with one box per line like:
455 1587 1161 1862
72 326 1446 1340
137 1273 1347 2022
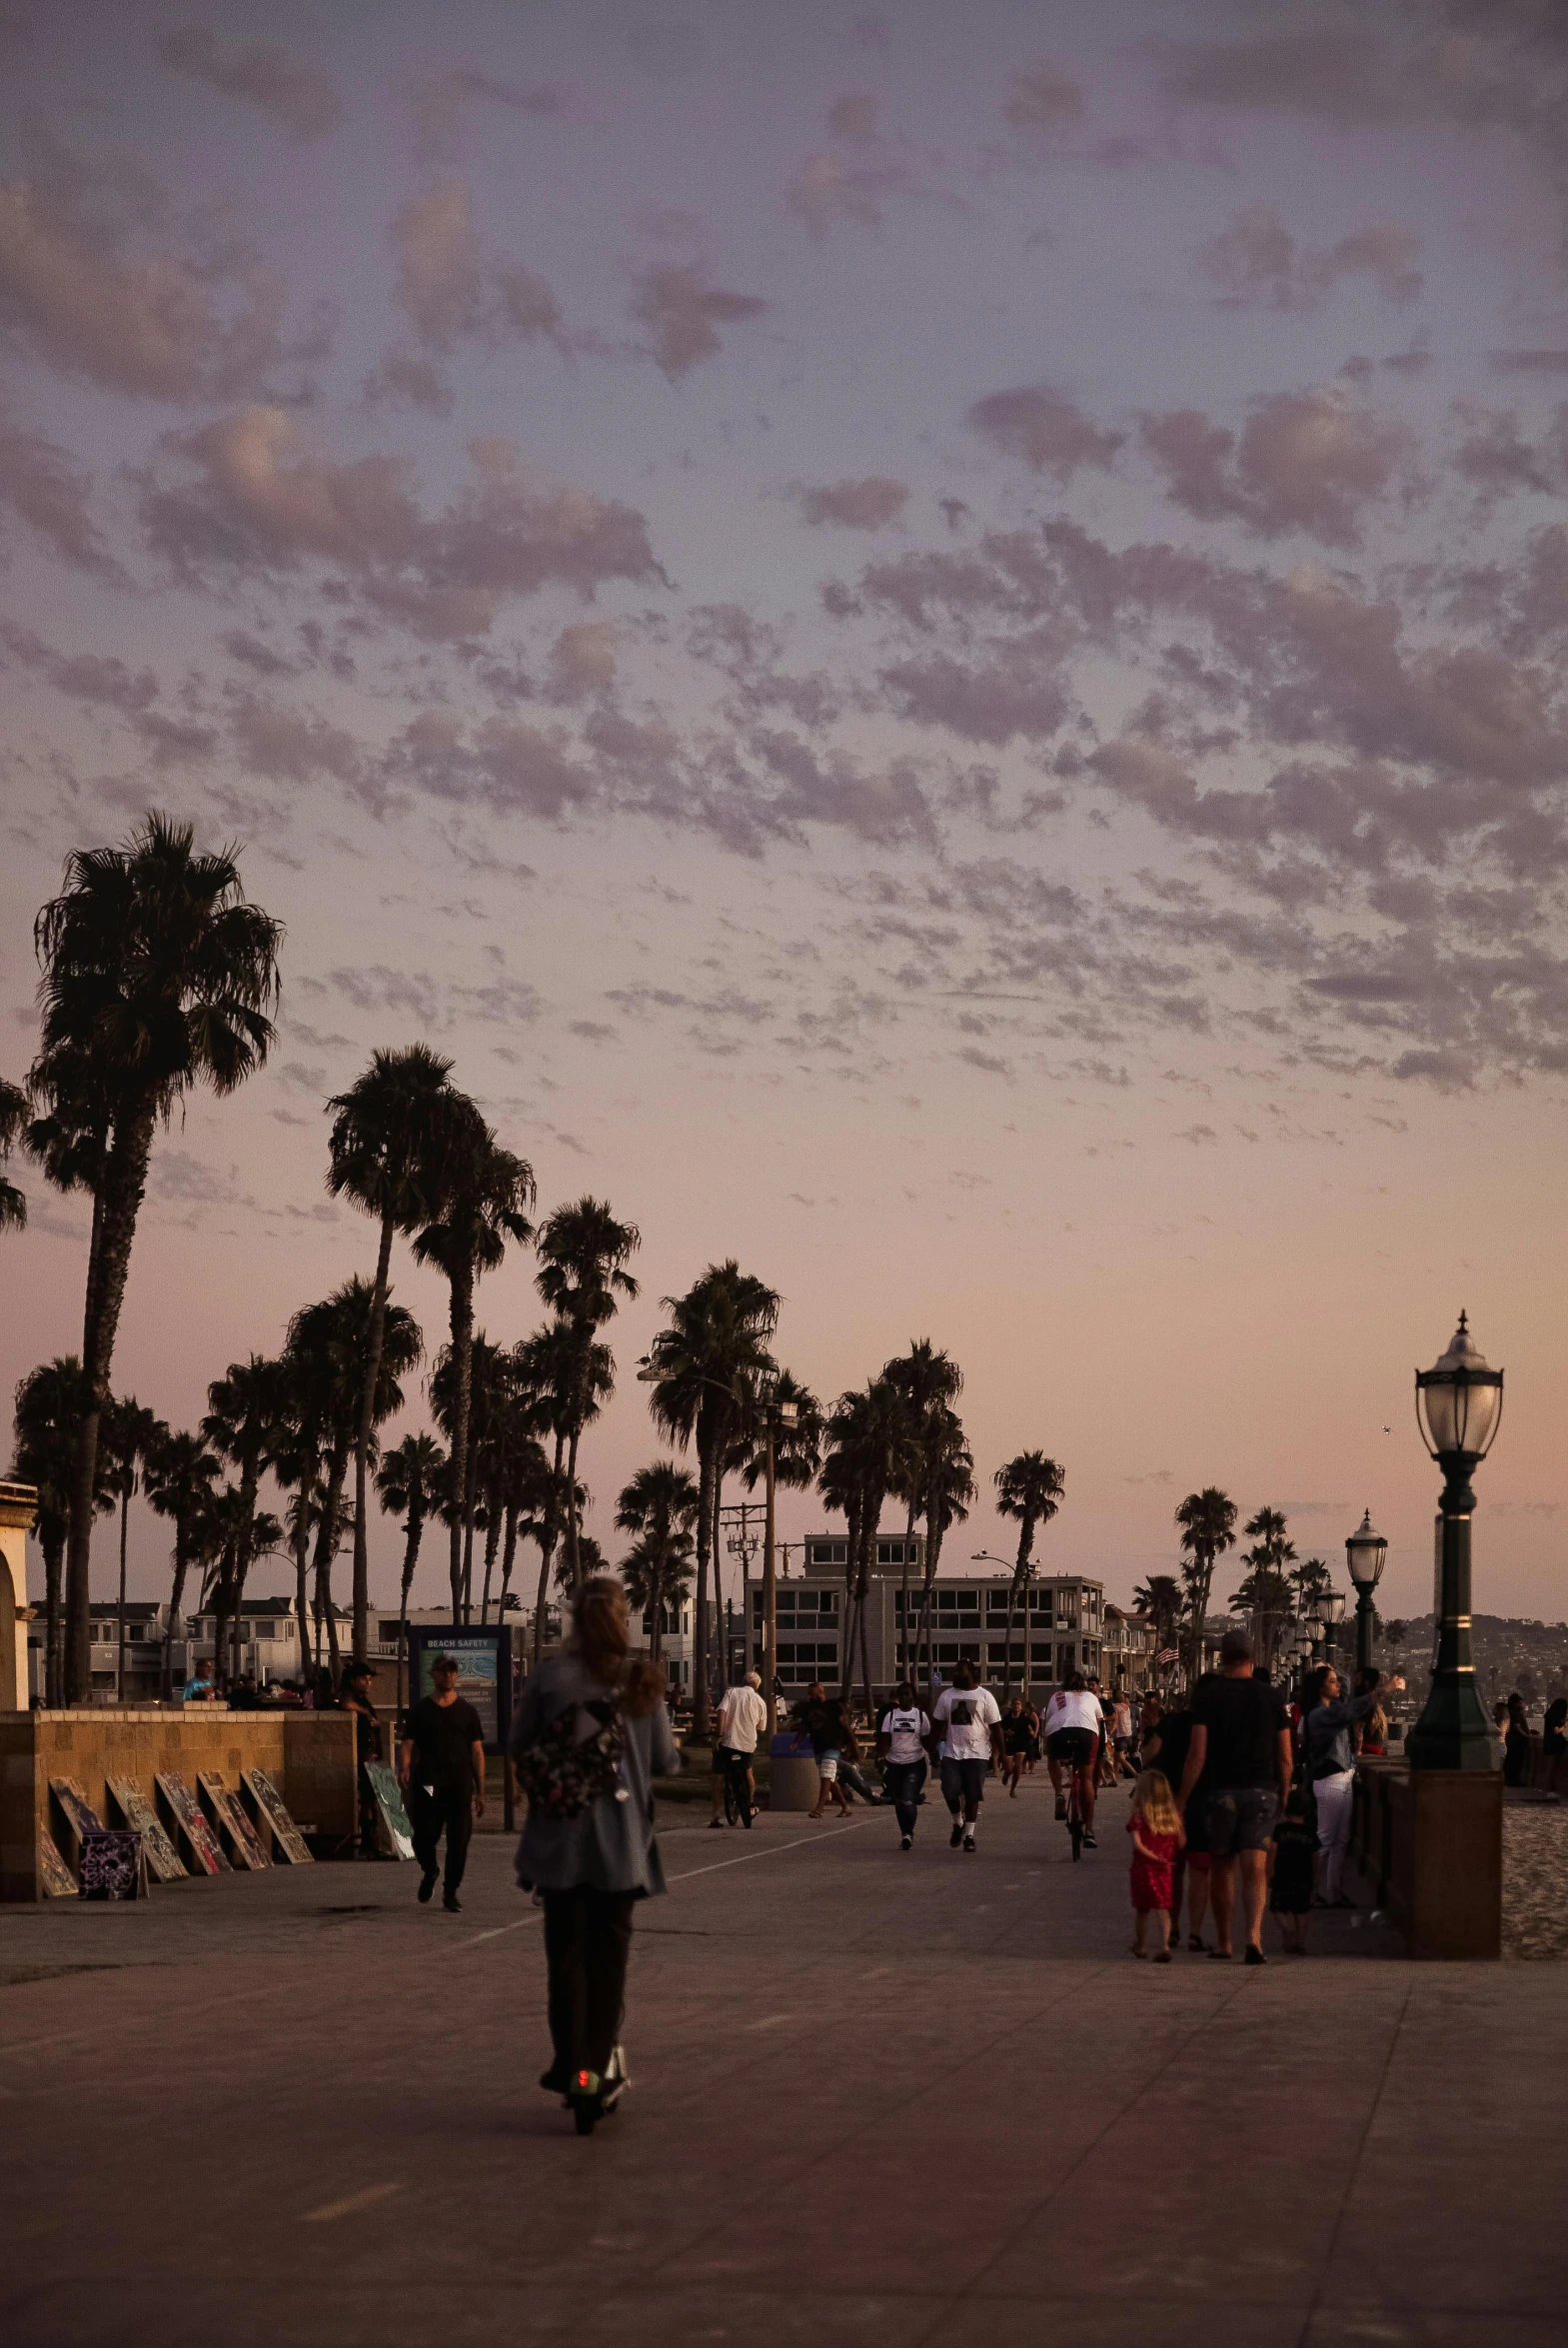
1416 1311 1504 1461
1345 1510 1388 1592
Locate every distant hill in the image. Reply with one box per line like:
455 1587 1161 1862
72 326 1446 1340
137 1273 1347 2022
1364 1614 1568 1715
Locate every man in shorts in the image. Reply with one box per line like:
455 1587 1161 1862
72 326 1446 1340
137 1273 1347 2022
1179 1630 1292 1965
795 1682 852 1819
1042 1670 1104 1847
930 1662 1003 1852
710 1669 767 1828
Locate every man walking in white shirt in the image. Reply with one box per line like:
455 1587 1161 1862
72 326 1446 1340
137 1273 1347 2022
710 1669 768 1828
875 1680 931 1849
930 1661 1003 1852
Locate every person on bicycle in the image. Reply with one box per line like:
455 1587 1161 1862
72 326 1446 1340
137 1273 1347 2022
710 1669 767 1829
1043 1669 1103 1848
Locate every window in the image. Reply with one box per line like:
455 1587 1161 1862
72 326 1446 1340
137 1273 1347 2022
1028 1588 1053 1615
932 1640 981 1668
806 1540 846 1567
1057 1643 1076 1678
1029 1643 1055 1678
776 1640 838 1685
252 1620 275 1642
127 1623 146 1642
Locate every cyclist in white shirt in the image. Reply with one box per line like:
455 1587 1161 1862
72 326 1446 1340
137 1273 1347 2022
875 1680 932 1849
930 1661 1004 1852
1043 1670 1104 1848
710 1670 768 1829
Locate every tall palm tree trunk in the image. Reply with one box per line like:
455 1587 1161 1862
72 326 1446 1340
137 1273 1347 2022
312 1439 349 1679
898 1499 917 1680
352 1206 396 1665
42 1525 65 1708
564 1390 583 1591
161 1530 189 1701
460 1450 479 1621
446 1260 475 1621
495 1500 519 1623
116 1489 131 1705
396 1506 423 1711
480 1497 502 1623
291 1498 314 1698
533 1433 566 1667
693 1440 717 1735
65 1108 156 1704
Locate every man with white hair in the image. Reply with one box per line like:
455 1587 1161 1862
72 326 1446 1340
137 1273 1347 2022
711 1668 768 1828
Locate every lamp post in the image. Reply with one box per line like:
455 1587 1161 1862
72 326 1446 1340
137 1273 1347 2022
1344 1509 1388 1676
762 1392 796 1738
1407 1310 1504 1771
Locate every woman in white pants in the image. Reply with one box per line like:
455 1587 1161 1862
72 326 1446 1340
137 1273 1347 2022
1300 1664 1399 1907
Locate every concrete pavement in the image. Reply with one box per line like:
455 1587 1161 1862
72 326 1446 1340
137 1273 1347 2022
2 1769 1564 2345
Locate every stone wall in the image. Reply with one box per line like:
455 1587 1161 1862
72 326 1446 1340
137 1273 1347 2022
0 1708 357 1900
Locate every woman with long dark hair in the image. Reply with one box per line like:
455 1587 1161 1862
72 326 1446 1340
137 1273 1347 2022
1299 1661 1400 1908
512 1575 677 2134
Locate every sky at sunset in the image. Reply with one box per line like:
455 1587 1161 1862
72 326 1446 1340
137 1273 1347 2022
4 1 1568 1628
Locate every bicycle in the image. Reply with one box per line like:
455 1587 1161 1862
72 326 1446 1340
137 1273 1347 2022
721 1747 755 1828
1063 1760 1084 1861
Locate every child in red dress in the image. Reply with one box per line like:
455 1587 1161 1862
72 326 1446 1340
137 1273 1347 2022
1127 1768 1185 1960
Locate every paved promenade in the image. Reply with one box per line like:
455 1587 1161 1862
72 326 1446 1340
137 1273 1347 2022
3 1772 1565 2346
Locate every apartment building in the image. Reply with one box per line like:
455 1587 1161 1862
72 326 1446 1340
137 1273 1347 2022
747 1535 1110 1699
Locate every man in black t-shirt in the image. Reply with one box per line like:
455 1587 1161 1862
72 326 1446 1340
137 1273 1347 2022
399 1655 486 1911
1180 1630 1292 1964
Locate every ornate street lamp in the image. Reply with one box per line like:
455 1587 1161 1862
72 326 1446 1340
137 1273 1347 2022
1344 1511 1388 1676
1407 1311 1504 1771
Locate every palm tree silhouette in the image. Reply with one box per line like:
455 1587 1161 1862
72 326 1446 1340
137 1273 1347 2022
882 1341 967 1682
100 1394 167 1704
377 1430 447 1704
31 813 282 1702
327 1045 472 1663
414 1124 534 1622
535 1197 640 1594
643 1261 780 1733
821 1379 919 1714
12 1357 106 1705
616 1461 701 1664
202 1356 289 1690
993 1450 1066 1696
143 1427 221 1698
0 1077 27 1230
1175 1487 1238 1684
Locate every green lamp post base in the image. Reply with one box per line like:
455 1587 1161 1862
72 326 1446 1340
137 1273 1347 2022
1406 1672 1499 1773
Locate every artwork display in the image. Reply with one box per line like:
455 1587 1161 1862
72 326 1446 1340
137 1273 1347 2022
39 1829 77 1898
241 1768 313 1864
198 1773 270 1869
106 1780 186 1882
155 1772 229 1875
80 1830 144 1900
48 1777 106 1845
365 1763 416 1860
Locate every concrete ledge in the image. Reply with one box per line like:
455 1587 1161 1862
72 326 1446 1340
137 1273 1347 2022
1355 1759 1502 1959
0 1709 356 1900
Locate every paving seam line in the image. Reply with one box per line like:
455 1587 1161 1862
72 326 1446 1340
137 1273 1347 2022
1289 1975 1416 2348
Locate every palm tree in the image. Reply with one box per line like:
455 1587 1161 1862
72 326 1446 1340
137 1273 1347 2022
615 1461 701 1663
414 1122 534 1621
1133 1573 1183 1653
99 1394 166 1704
12 1357 103 1705
917 1427 976 1684
326 1044 473 1663
1233 1505 1297 1674
1175 1487 1238 1684
143 1426 221 1697
202 1355 288 1690
882 1341 966 1680
377 1430 447 1704
493 1425 555 1625
284 1279 422 1678
993 1450 1066 1696
820 1379 918 1715
643 1260 781 1733
513 1322 578 1663
31 813 282 1702
0 1077 27 1229
535 1197 640 1593
1290 1552 1333 1619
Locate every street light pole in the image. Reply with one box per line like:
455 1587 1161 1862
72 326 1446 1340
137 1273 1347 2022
1407 1311 1504 1772
763 1395 795 1740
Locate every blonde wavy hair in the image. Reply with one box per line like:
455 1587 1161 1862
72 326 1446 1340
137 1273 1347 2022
1131 1768 1182 1835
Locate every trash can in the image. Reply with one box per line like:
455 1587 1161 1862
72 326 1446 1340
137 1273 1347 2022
768 1729 818 1812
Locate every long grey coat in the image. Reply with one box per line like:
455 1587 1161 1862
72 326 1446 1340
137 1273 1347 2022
511 1652 680 1895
